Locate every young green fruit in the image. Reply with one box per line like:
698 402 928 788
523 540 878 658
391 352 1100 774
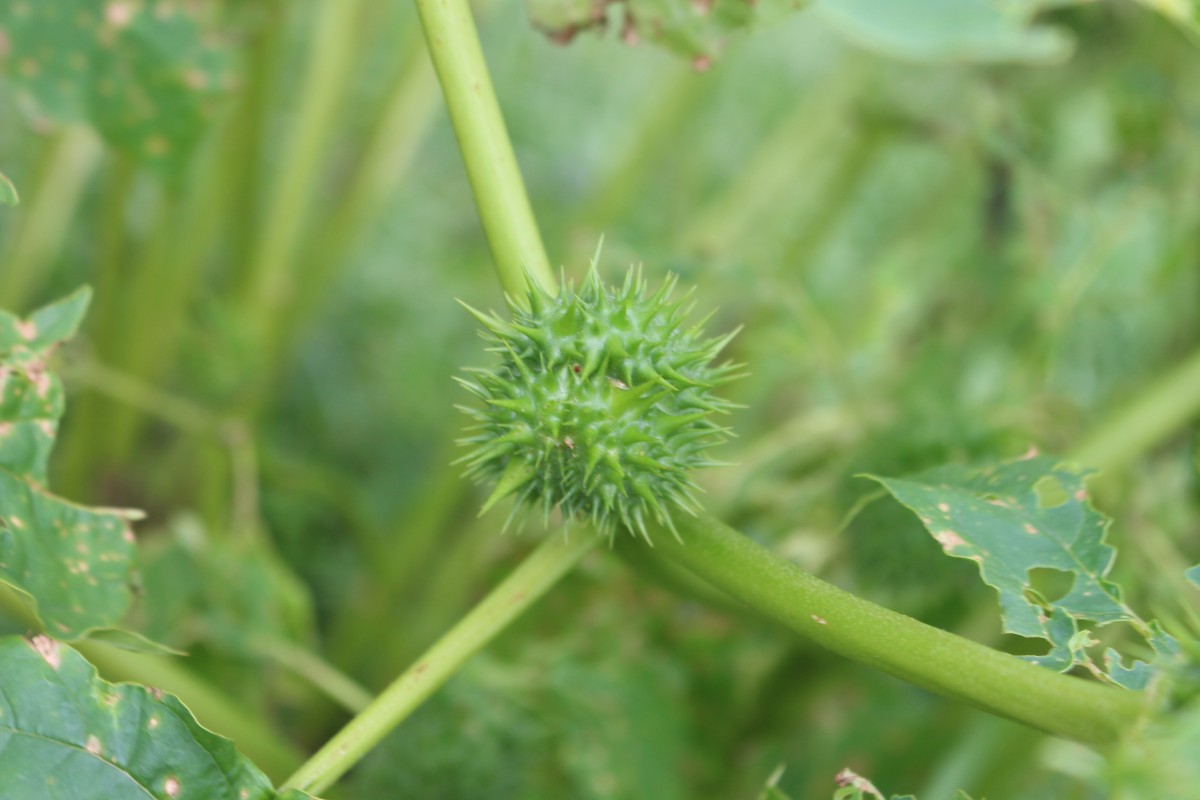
456 267 741 540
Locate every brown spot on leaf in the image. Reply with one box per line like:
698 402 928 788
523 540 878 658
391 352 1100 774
14 320 36 341
934 530 966 551
811 614 827 625
164 777 181 797
86 735 101 755
28 635 61 669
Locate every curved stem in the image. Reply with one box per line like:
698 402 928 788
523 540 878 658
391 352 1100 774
281 532 596 795
655 512 1145 746
414 0 556 297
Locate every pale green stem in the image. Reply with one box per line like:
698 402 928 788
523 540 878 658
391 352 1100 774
238 0 366 328
0 127 102 307
281 533 597 795
656 512 1145 746
251 635 373 714
414 0 556 297
1068 346 1200 473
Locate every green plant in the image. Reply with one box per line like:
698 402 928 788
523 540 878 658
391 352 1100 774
2 1 1200 798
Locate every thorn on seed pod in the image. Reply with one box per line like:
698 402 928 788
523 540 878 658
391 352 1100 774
456 261 741 541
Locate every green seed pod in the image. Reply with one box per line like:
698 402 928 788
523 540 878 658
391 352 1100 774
456 266 741 541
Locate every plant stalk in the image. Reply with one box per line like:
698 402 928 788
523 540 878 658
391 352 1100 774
1069 345 1200 473
281 532 596 795
656 512 1145 745
414 0 556 297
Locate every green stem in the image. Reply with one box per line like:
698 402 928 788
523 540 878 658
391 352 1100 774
0 127 102 307
251 635 373 714
238 0 365 330
414 0 556 297
1068 345 1200 473
656 512 1145 746
281 533 596 795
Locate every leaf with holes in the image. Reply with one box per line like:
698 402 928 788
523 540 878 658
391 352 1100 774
0 635 313 800
526 0 802 66
865 454 1147 675
0 288 141 639
0 0 232 175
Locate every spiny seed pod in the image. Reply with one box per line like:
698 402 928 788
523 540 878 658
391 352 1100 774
455 266 741 541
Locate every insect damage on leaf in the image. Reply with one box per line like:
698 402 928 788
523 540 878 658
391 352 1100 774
0 288 142 639
456 266 741 541
0 0 233 175
0 636 312 800
866 453 1176 687
526 0 800 66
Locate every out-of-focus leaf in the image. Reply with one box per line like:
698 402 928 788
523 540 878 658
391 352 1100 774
1187 564 1200 588
133 515 314 655
1110 696 1200 799
0 288 141 639
1134 0 1200 38
80 627 187 656
866 455 1148 675
527 0 804 64
0 635 311 800
0 171 16 205
813 0 1073 64
0 0 231 174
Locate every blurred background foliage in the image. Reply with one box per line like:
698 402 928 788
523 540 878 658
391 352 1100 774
1 0 1199 797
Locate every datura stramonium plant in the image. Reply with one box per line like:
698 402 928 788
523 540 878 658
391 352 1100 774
456 267 741 541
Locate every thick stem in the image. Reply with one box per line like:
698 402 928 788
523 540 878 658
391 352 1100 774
656 512 1145 746
414 0 556 297
281 532 596 795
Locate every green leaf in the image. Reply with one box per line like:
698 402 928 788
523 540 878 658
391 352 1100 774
813 0 1074 64
0 288 140 639
0 170 16 205
866 454 1144 674
0 0 231 175
0 635 311 800
1103 622 1183 691
1187 564 1200 588
526 0 803 64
